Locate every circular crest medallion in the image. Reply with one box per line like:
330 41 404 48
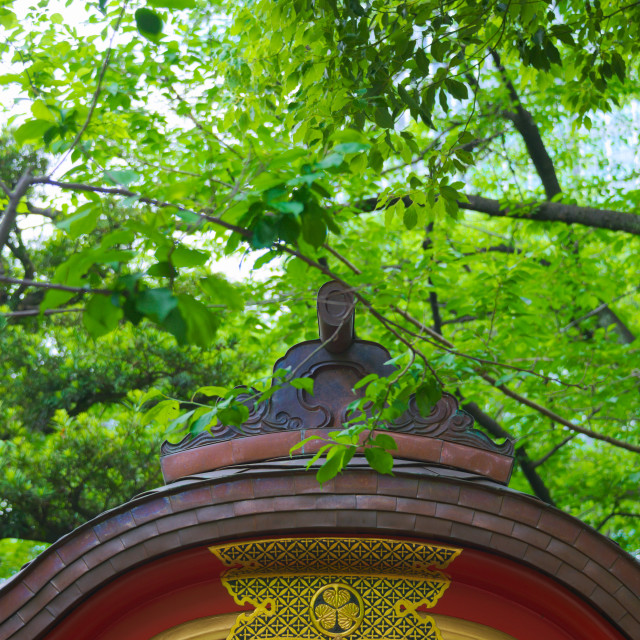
309 583 364 638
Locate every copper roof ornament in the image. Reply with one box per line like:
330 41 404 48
160 281 514 484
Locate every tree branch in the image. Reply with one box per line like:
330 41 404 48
596 511 640 532
0 275 110 295
531 435 575 468
360 193 640 236
463 401 555 505
460 194 640 236
491 50 561 199
0 169 32 253
480 372 640 454
31 177 252 239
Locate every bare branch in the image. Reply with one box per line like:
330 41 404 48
596 511 640 532
1 307 84 317
491 50 561 199
31 177 252 239
463 401 555 505
0 275 111 295
480 372 640 454
531 435 575 468
0 169 32 253
26 202 58 218
560 287 640 333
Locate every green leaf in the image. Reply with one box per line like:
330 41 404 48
273 201 304 215
217 402 249 426
403 204 418 230
196 386 227 397
189 410 216 435
148 0 196 8
135 288 178 322
371 433 397 451
374 107 395 129
415 378 442 417
83 295 122 339
105 169 139 186
14 119 52 146
199 274 244 310
56 205 99 239
290 377 314 394
445 79 468 100
353 373 378 390
316 446 346 484
166 409 195 434
289 435 323 455
300 211 327 247
333 142 370 154
364 447 394 474
397 85 420 111
415 48 430 75
176 294 219 347
143 399 179 425
135 8 163 39
171 245 208 267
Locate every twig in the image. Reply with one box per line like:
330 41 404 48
560 287 640 332
1 307 84 317
531 435 575 468
480 372 640 454
48 2 129 178
31 177 252 239
596 511 640 532
0 275 110 295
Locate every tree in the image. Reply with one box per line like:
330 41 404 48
1 0 639 574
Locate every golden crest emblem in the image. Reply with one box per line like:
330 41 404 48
310 584 364 637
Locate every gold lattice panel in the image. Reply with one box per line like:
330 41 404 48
209 538 462 640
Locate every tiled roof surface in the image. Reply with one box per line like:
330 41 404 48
0 459 638 639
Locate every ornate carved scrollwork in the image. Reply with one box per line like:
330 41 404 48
161 282 514 460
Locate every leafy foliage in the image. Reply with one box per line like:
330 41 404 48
1 0 640 575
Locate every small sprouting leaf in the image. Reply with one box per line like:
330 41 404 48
316 446 346 484
196 386 228 397
290 377 314 394
415 377 442 417
371 433 397 451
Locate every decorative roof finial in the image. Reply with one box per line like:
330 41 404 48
317 281 355 353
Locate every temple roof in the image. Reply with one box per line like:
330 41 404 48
160 281 514 484
1 461 639 639
1 282 639 639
